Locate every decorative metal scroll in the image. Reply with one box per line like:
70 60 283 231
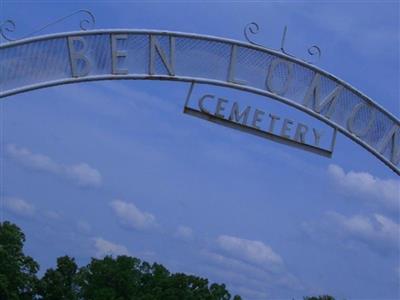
244 22 321 64
0 30 398 175
0 10 95 42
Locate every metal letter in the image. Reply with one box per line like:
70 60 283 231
252 109 265 129
303 73 343 118
111 34 128 75
268 114 280 133
198 94 215 114
266 59 293 96
347 102 376 137
377 125 400 165
229 102 250 125
215 98 229 118
67 36 90 77
228 45 246 85
280 118 294 139
312 128 323 146
149 35 175 76
294 123 309 143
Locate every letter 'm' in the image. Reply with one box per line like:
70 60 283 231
303 73 343 118
229 102 250 125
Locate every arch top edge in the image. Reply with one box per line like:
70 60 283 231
0 28 398 125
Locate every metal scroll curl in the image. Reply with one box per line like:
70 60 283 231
306 45 321 64
244 22 263 47
0 9 95 42
243 22 322 65
0 20 16 42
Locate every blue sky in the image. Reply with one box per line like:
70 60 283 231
1 1 399 299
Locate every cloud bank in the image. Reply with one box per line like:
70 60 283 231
216 235 283 268
6 144 102 188
328 212 399 251
200 235 303 299
4 197 35 217
328 164 399 211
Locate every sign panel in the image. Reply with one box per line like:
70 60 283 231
184 84 336 157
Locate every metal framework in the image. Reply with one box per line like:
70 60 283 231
0 29 399 175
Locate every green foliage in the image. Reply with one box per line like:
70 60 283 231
0 220 337 300
304 296 336 300
77 256 237 300
0 220 241 300
0 221 39 300
38 256 79 300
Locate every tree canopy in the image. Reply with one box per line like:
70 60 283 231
0 220 336 300
0 221 39 300
0 221 240 300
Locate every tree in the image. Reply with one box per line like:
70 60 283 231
304 296 335 300
0 221 39 300
77 255 143 300
77 256 241 300
0 220 244 300
38 256 79 300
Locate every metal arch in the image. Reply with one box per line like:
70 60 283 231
1 29 398 124
0 29 399 175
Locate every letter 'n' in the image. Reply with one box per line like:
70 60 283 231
149 35 175 76
377 125 400 165
303 73 343 119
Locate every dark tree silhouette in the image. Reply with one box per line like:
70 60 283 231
38 256 79 300
0 221 242 300
304 296 336 300
0 220 337 300
0 221 39 300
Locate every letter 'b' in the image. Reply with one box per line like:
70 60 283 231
67 36 91 77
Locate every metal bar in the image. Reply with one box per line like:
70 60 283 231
184 82 195 109
330 128 338 153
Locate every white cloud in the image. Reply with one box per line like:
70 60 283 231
110 200 157 230
65 163 102 187
6 144 102 188
328 212 399 251
93 237 130 257
201 245 304 298
4 197 35 217
303 210 400 254
6 144 60 172
216 235 283 268
174 225 194 241
328 164 399 211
